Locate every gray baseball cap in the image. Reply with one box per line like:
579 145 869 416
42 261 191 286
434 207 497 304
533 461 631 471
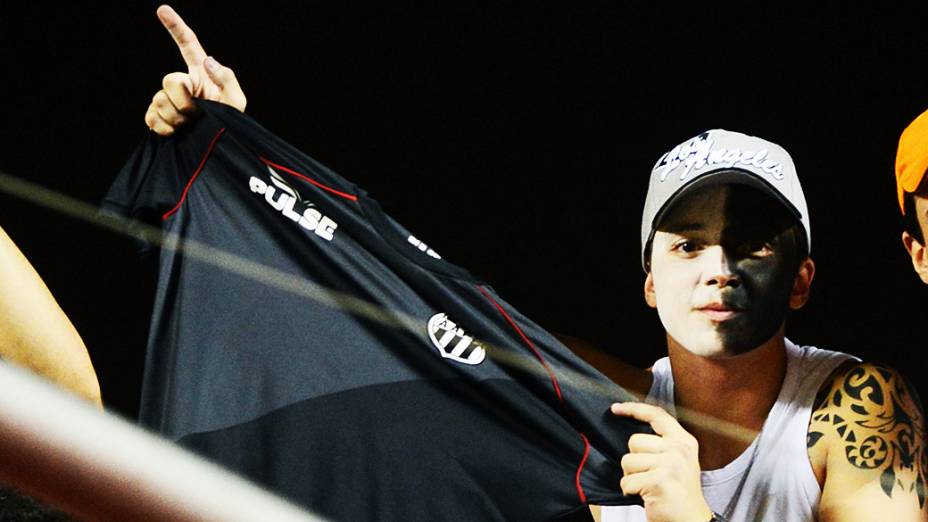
640 129 811 270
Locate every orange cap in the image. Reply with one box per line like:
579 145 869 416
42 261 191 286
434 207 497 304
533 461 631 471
896 108 928 214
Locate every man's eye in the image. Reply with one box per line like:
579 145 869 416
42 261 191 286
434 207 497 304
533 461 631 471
744 241 773 257
673 241 700 253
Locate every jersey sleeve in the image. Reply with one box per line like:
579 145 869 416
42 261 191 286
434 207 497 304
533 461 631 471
101 114 226 225
197 100 361 198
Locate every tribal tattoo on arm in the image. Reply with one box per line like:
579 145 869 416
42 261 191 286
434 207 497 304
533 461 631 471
808 362 927 508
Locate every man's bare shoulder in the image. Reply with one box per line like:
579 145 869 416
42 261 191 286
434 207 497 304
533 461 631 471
554 333 653 399
808 360 927 516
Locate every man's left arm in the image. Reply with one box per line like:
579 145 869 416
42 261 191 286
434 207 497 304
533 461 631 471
810 361 926 521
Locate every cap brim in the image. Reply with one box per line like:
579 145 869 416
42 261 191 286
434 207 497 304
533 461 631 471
648 168 804 245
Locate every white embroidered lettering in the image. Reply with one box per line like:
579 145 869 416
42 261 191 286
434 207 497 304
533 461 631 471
300 208 321 230
654 133 786 183
265 188 288 211
752 149 768 168
281 195 303 222
249 177 268 194
249 175 338 242
407 235 442 259
768 163 784 179
315 217 337 241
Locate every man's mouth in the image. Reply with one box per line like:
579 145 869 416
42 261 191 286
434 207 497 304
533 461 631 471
696 303 743 322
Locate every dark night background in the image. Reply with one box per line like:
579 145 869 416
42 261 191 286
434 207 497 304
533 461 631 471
0 2 925 419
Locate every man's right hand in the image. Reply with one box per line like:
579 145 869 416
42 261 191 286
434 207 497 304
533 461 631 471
144 5 247 136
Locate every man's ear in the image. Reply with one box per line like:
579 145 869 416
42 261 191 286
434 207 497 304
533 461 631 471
902 231 928 284
789 258 816 310
644 272 657 308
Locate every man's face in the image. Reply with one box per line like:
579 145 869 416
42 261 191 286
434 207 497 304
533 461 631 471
915 194 928 242
646 184 801 358
902 192 928 284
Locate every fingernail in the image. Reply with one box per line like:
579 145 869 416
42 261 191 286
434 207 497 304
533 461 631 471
610 403 623 414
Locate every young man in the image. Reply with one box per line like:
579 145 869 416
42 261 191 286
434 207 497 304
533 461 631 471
594 130 926 521
896 108 928 283
145 6 926 521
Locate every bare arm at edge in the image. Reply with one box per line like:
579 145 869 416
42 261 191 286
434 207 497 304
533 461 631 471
0 227 101 407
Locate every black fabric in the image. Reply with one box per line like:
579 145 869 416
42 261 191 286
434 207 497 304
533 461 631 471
104 100 644 520
0 487 72 522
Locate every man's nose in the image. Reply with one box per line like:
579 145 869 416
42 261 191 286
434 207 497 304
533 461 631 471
701 245 741 288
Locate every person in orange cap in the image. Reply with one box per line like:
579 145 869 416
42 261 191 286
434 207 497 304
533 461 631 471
896 108 928 283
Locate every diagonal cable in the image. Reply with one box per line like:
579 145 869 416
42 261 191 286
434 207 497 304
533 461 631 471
0 169 758 445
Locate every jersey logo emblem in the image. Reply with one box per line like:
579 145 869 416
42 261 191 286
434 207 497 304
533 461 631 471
427 313 486 365
249 166 339 241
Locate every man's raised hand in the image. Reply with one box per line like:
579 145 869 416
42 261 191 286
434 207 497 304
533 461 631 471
144 5 246 136
612 402 714 522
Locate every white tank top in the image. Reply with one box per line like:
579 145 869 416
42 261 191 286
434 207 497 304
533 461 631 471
601 340 857 522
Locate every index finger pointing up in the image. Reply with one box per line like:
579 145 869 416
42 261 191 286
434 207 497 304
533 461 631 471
156 5 208 71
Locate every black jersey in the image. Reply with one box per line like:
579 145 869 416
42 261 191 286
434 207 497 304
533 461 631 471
103 100 643 521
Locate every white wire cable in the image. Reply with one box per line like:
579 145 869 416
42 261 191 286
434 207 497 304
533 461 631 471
0 169 758 443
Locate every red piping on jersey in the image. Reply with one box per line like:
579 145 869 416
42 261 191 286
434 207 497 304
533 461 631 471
476 285 590 504
258 157 358 202
575 434 590 504
162 127 227 221
476 285 563 401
